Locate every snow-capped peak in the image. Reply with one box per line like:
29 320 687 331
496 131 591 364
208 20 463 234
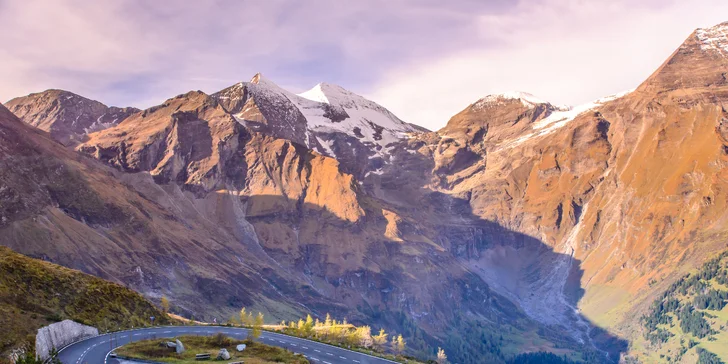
216 75 418 159
294 81 417 149
696 22 728 56
475 91 549 109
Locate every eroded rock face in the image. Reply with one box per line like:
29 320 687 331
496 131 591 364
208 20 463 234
36 320 98 360
5 90 138 146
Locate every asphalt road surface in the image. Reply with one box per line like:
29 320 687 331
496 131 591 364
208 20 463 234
57 325 397 364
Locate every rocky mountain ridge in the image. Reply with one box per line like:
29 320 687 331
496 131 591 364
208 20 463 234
5 89 138 146
4 20 728 363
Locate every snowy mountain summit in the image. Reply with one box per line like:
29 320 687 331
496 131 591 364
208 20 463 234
214 74 416 156
212 74 418 176
296 82 416 146
473 91 550 109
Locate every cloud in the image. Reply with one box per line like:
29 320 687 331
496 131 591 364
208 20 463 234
0 0 512 108
367 0 728 130
0 0 726 131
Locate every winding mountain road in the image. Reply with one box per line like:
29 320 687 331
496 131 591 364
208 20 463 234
57 325 396 364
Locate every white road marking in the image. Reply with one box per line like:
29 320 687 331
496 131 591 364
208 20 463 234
302 346 308 349
353 360 360 363
291 343 297 346
315 349 321 352
326 352 334 356
339 356 347 360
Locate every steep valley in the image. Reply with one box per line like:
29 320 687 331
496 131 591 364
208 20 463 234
3 21 728 364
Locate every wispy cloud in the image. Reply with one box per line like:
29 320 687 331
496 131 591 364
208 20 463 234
368 0 728 129
0 0 726 130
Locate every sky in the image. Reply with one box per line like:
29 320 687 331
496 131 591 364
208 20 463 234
1 0 727 131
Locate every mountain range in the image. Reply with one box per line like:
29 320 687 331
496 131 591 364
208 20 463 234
2 21 728 364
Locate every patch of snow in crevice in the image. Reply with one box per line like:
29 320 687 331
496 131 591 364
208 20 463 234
83 114 117 134
364 168 384 178
315 136 336 158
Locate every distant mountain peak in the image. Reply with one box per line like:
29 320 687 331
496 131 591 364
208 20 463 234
213 75 418 165
5 89 138 146
474 91 550 109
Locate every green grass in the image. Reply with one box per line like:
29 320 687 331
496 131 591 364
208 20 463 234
0 246 169 361
116 335 308 364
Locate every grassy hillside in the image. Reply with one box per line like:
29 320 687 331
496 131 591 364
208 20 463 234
635 250 728 363
0 246 169 360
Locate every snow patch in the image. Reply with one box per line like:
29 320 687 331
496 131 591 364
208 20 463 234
474 91 548 109
696 23 728 56
223 75 417 159
501 90 633 149
298 83 330 103
315 136 336 158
